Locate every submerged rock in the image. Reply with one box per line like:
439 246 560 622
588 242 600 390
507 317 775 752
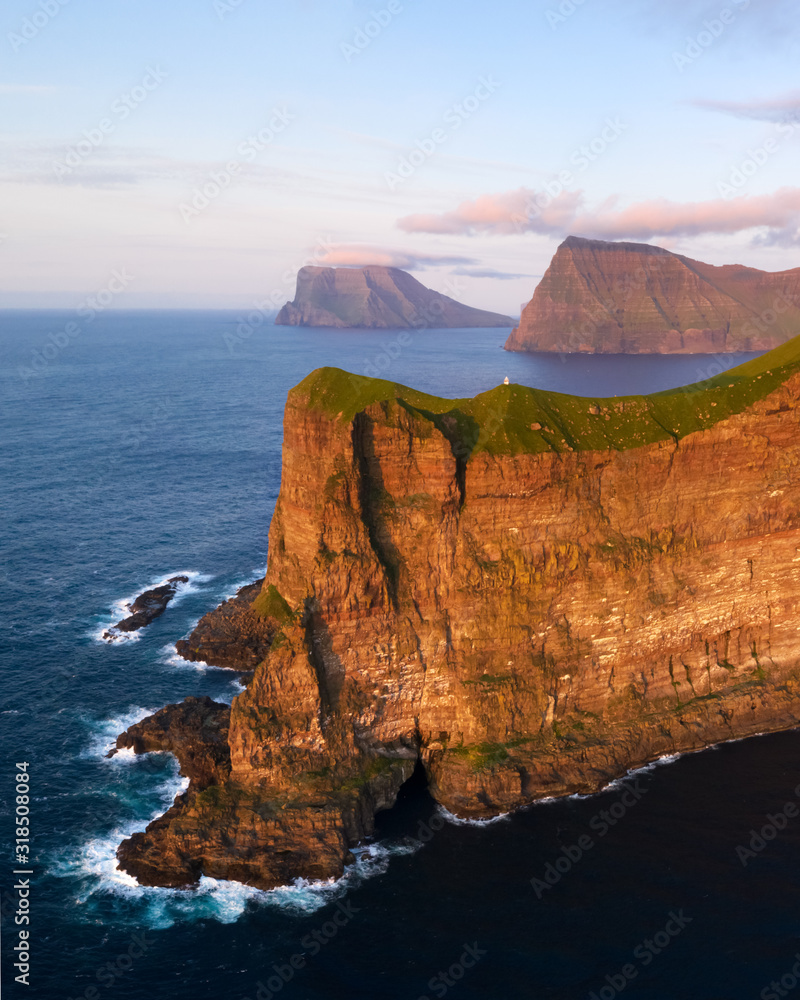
103 575 189 640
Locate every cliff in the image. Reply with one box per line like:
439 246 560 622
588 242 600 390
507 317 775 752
505 235 800 354
275 265 514 328
118 338 800 889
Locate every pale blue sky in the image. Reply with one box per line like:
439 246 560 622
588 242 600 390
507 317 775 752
1 0 798 311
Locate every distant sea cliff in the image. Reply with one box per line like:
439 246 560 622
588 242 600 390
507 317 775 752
276 265 514 329
506 235 800 354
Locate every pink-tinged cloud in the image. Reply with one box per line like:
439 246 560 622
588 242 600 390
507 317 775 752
692 92 800 123
316 243 476 270
397 187 800 244
398 188 582 237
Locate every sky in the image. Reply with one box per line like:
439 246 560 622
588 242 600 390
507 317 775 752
1 0 799 313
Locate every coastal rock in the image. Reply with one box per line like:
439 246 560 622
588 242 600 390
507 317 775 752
505 235 800 354
119 344 800 888
109 695 231 785
102 575 189 640
175 580 276 671
276 265 514 329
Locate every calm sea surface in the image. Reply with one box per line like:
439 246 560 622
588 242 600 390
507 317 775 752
1 310 796 1000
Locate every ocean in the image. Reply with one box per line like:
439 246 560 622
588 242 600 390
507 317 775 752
2 309 798 1000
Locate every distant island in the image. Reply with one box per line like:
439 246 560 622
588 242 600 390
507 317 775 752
276 265 514 329
506 235 800 354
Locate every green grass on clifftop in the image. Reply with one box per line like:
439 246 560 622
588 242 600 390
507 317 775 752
294 333 800 457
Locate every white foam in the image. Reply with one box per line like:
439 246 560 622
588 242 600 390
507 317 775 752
217 571 265 602
57 823 420 928
437 805 511 827
80 705 163 759
93 570 214 644
601 752 682 791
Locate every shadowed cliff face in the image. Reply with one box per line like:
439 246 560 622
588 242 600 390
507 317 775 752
275 265 514 329
118 345 800 889
505 236 800 354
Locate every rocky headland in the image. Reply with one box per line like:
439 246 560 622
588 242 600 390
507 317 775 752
118 337 800 889
276 265 514 329
505 235 800 354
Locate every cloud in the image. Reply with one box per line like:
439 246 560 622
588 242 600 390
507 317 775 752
315 243 478 270
0 84 56 95
692 92 800 124
397 187 800 245
451 267 535 281
398 189 584 237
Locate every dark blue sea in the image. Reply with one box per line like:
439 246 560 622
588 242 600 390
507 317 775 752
2 310 799 1000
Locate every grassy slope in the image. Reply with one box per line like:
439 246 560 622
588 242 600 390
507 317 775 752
295 333 800 457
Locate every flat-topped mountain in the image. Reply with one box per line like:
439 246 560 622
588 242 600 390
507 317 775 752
118 336 800 889
505 235 800 354
276 265 514 329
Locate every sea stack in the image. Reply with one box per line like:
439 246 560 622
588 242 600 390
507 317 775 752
505 235 800 354
276 265 514 329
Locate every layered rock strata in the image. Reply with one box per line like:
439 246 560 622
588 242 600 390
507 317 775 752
118 340 800 888
505 235 800 354
276 265 514 328
175 580 276 671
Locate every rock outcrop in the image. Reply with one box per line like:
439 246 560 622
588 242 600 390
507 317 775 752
276 265 514 329
175 580 276 671
118 338 800 889
103 575 189 640
505 236 800 354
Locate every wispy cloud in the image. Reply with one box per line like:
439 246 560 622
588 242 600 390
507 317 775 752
316 243 478 270
692 92 800 124
397 187 800 245
451 266 534 281
0 84 56 95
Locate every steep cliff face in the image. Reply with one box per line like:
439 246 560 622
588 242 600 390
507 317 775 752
119 339 800 889
505 236 800 354
276 265 514 328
